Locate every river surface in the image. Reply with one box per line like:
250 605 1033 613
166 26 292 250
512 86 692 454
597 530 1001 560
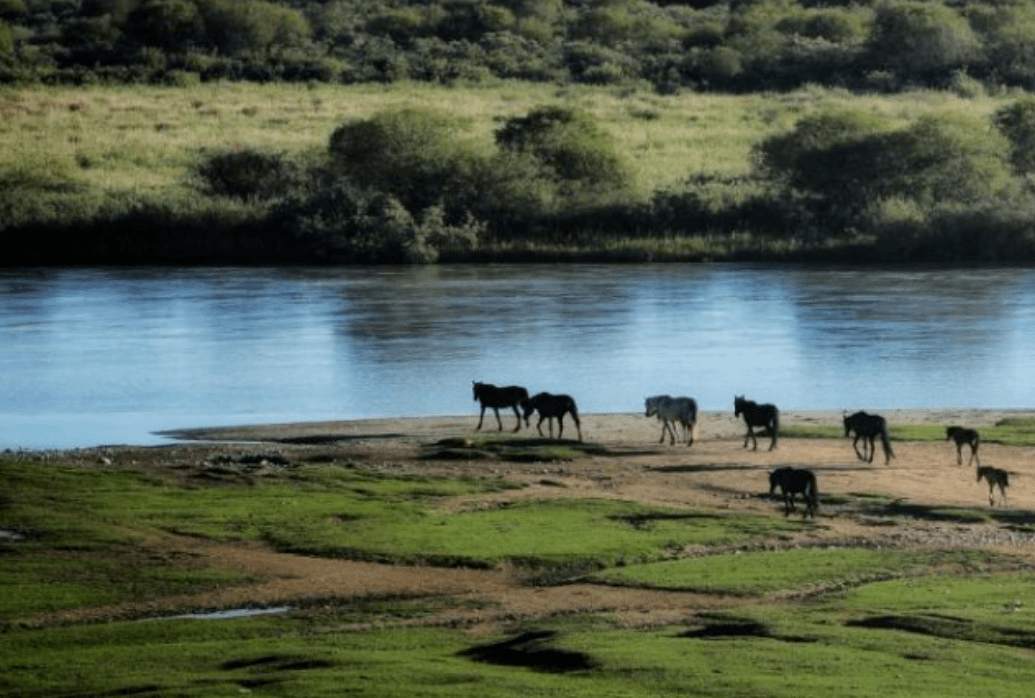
2 264 1034 449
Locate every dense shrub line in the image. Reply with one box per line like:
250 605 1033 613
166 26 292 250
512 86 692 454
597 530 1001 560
9 0 1035 94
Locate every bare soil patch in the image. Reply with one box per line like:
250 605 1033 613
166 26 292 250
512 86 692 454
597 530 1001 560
31 409 1035 629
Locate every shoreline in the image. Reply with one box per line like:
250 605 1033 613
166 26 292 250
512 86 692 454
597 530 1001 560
160 407 1035 446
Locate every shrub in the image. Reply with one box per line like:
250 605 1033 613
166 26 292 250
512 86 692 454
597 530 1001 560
327 108 485 215
756 109 1016 233
993 98 1035 176
494 105 631 196
195 148 303 200
277 183 481 263
864 1 980 85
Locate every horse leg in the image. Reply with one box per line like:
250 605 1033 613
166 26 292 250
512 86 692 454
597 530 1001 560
768 422 777 451
477 406 487 431
536 416 546 438
956 443 963 465
556 415 564 439
511 405 523 432
572 413 583 443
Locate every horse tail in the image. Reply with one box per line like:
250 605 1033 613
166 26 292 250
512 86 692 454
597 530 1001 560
808 472 819 514
770 407 780 440
881 426 894 461
1003 470 1010 487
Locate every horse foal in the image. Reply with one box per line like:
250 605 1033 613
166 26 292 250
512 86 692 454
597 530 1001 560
976 466 1009 507
946 426 980 466
769 467 818 518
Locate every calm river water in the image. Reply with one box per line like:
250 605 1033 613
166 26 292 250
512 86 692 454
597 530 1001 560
2 264 1034 449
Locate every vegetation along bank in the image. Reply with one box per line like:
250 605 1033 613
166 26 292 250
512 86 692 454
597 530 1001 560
8 0 1035 263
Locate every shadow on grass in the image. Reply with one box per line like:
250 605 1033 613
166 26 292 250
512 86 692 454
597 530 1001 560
459 630 598 673
846 615 1035 649
422 437 610 462
679 614 818 643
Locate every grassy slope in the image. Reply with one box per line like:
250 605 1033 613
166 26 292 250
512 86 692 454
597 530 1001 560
0 82 1006 200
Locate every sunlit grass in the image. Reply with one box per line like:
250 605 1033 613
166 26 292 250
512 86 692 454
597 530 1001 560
0 82 1014 200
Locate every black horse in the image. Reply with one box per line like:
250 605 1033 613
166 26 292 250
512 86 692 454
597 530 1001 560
843 411 894 464
946 426 980 466
473 382 529 432
977 465 1009 507
521 392 583 442
734 395 779 451
769 467 818 518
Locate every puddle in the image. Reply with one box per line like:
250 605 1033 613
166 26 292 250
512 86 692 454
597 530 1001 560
165 606 291 620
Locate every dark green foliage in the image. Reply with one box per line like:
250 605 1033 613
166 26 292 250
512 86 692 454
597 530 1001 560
495 106 631 194
756 109 1017 236
992 98 1035 176
6 0 1035 92
864 1 979 85
328 109 484 215
195 148 303 200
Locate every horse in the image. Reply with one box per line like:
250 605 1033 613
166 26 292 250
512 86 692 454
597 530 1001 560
843 411 894 464
473 382 529 433
977 466 1009 507
946 426 980 466
645 395 698 446
769 467 818 518
521 392 583 442
734 396 779 451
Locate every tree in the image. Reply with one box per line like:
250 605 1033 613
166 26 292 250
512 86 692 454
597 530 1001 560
328 109 485 214
494 105 630 195
756 109 1015 231
993 98 1035 176
865 1 980 84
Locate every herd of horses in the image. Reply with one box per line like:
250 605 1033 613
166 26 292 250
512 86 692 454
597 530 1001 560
472 382 1012 516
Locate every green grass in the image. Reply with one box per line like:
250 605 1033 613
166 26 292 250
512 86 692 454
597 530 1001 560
591 548 1002 595
782 417 1035 447
0 81 1014 200
7 449 1035 696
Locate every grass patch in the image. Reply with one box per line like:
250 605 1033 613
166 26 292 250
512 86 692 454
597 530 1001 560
591 548 1001 596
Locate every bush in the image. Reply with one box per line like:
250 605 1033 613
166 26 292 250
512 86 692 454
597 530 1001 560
864 1 980 85
756 109 1016 233
993 98 1035 176
494 105 631 196
195 148 303 200
327 108 485 215
277 183 481 263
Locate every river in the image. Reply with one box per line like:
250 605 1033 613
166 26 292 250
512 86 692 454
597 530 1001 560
2 264 1033 449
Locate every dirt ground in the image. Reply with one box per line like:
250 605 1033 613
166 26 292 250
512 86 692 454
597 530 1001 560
32 409 1035 629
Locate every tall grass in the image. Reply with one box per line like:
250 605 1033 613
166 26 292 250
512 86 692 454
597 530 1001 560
0 82 1010 198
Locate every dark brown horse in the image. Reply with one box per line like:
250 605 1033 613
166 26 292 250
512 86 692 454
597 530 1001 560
521 392 583 442
977 466 1009 506
734 396 779 451
473 382 529 432
946 426 980 466
843 411 894 464
769 467 818 518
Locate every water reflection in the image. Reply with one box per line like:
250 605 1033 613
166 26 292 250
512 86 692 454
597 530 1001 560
2 264 1034 449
